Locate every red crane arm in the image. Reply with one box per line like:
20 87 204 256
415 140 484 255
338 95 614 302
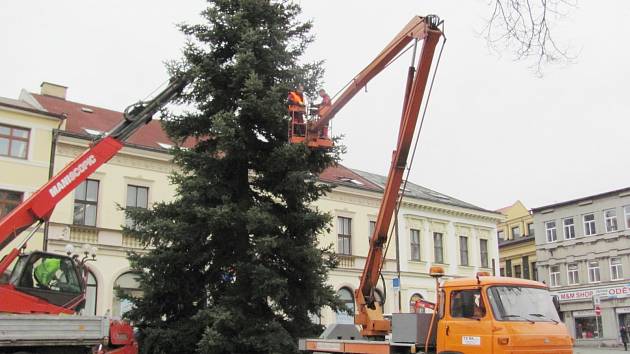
0 76 189 256
310 16 435 132
348 18 443 337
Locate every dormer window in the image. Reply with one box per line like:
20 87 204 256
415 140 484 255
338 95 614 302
336 177 364 186
83 128 103 137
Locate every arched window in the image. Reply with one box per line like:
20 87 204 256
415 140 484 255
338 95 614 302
410 293 425 313
84 271 97 315
112 272 142 317
336 287 355 324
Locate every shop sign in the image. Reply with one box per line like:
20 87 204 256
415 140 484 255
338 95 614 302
557 283 630 302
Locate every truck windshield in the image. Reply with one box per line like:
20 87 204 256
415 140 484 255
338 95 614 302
487 286 560 323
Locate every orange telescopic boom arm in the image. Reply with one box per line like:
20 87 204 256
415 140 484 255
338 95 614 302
310 16 441 134
314 16 443 337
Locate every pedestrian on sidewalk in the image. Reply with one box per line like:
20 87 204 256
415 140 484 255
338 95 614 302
621 325 629 351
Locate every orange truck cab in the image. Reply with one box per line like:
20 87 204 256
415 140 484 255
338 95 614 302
436 275 573 354
300 275 573 354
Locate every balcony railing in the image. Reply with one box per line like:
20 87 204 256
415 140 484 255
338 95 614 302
65 225 145 249
337 255 355 268
122 234 144 249
69 225 98 244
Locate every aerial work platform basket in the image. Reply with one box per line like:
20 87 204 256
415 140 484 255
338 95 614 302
288 108 333 149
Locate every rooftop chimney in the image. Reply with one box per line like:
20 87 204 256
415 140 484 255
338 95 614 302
40 82 67 100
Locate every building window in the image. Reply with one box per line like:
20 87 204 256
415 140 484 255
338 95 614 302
588 261 600 283
0 123 29 159
479 239 488 268
433 232 444 264
563 218 575 240
583 214 596 236
532 262 538 281
575 316 603 339
505 259 512 277
567 263 579 285
368 220 376 242
625 206 630 229
549 266 560 287
459 236 469 266
112 272 142 317
522 256 530 279
514 264 522 278
604 209 618 233
410 229 421 261
497 230 505 240
0 189 23 218
126 185 149 226
611 257 623 280
337 217 352 255
73 179 99 226
84 271 98 315
126 185 148 209
545 221 557 242
336 287 355 324
527 223 535 236
511 226 521 238
500 267 505 276
409 293 424 313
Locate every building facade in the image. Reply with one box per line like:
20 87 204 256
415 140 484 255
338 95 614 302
1 82 502 327
497 201 537 280
316 167 501 325
533 188 630 346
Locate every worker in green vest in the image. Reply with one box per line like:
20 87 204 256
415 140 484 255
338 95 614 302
34 258 61 288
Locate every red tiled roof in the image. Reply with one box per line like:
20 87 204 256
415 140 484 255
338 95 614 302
319 164 382 191
33 94 194 149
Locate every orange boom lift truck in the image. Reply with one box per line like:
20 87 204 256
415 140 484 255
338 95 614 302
296 15 574 354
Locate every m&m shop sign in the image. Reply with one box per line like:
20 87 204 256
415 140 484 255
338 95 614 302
557 284 630 302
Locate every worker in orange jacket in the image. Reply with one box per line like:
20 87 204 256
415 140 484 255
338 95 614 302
287 84 306 136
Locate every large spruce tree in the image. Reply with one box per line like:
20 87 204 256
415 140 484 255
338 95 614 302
123 1 341 353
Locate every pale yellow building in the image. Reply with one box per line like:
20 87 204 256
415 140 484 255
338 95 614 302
497 200 537 280
0 88 65 254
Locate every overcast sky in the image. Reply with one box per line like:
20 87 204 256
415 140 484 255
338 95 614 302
1 1 628 211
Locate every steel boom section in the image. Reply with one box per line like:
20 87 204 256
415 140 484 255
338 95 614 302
355 27 442 336
310 16 432 133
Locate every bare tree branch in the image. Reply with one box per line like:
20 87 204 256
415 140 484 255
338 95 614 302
482 0 577 76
